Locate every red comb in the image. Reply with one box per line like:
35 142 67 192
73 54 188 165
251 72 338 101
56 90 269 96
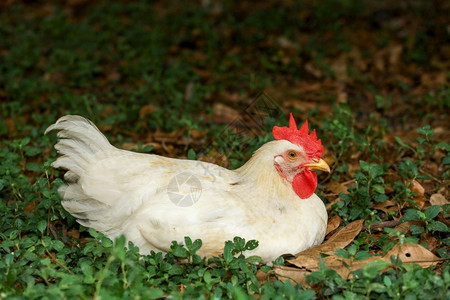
272 113 324 159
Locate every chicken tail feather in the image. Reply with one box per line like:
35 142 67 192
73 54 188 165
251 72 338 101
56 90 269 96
45 115 113 177
46 115 118 233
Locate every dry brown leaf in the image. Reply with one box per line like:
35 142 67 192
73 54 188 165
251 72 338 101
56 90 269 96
212 103 240 123
430 193 448 206
325 216 342 236
326 181 347 195
101 105 116 118
97 124 113 132
24 201 37 214
296 81 323 93
323 243 445 278
67 229 80 239
420 72 447 89
153 128 185 143
385 243 445 268
272 213 446 286
184 82 195 101
422 236 439 252
276 36 299 49
374 49 386 71
388 45 403 68
273 243 445 286
373 200 400 217
413 196 427 209
305 62 323 78
139 104 158 118
411 180 425 196
193 67 212 79
190 129 205 140
330 56 348 82
288 220 363 268
336 84 348 103
288 100 332 115
317 219 363 253
395 220 423 232
424 162 440 178
410 179 427 208
348 47 367 71
272 265 309 286
6 117 16 135
433 147 446 163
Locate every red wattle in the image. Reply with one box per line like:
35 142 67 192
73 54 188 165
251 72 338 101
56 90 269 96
292 169 318 199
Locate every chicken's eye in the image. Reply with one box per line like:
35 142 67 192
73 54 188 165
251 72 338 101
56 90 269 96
287 151 297 159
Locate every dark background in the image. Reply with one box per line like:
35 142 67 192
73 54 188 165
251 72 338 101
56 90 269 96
1 0 448 135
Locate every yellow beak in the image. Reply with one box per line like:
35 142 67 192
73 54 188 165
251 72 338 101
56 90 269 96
304 158 330 173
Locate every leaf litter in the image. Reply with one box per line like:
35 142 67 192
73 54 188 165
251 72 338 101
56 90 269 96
259 221 446 287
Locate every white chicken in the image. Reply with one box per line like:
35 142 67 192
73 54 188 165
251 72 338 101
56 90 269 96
46 114 330 262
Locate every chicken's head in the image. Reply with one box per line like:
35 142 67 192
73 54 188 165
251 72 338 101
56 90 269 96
272 114 330 199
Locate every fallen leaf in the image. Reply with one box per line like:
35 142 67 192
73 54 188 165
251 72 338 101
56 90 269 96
67 229 80 239
6 117 16 135
330 55 348 83
193 67 211 79
323 243 443 278
190 129 205 140
139 104 158 118
374 49 386 72
97 124 113 132
411 180 425 196
433 147 446 162
325 215 341 236
314 219 363 254
274 243 445 286
420 72 447 89
336 84 348 103
288 220 363 268
326 181 347 195
24 201 37 214
413 196 427 209
395 220 423 232
288 99 332 115
276 36 299 49
373 200 400 217
273 217 445 286
305 62 323 78
422 235 438 252
153 128 185 143
212 103 240 124
410 180 426 208
272 265 309 286
101 105 116 118
386 243 445 268
348 47 367 71
388 45 403 68
430 193 448 206
184 82 195 101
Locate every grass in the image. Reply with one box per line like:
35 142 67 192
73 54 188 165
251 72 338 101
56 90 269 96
1 0 449 298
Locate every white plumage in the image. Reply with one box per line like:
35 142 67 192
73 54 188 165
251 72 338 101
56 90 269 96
46 115 329 262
